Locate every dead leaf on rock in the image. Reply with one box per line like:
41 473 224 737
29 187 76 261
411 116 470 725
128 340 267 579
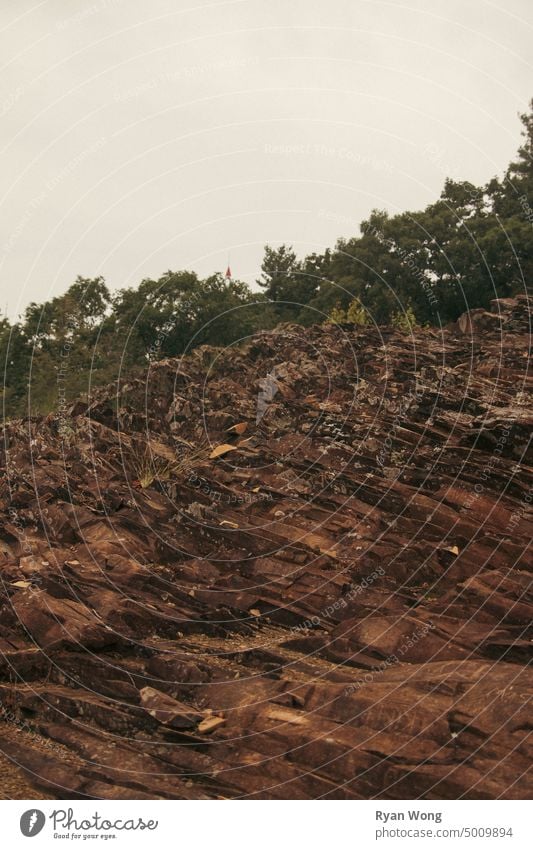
209 443 237 459
227 422 248 435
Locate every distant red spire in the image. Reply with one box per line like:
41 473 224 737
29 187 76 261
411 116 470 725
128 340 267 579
225 265 232 280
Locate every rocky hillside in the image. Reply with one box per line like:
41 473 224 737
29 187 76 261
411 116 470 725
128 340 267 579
0 295 531 799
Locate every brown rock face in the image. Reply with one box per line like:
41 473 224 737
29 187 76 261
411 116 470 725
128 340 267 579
0 296 531 799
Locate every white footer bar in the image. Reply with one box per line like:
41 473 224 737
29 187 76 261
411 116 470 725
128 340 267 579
2 799 531 848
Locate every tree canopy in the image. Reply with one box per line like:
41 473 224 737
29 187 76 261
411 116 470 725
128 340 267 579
2 100 531 418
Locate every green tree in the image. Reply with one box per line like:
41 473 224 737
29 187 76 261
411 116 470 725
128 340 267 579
391 305 418 332
258 244 318 320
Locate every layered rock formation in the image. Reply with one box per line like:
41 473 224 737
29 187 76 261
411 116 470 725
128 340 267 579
0 296 531 799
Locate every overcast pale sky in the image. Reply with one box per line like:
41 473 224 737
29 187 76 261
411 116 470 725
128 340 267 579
0 0 531 318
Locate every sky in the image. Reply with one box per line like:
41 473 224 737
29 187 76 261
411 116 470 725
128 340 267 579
0 0 531 318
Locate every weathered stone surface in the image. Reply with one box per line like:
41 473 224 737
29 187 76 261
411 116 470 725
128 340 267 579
0 296 531 799
139 687 203 729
